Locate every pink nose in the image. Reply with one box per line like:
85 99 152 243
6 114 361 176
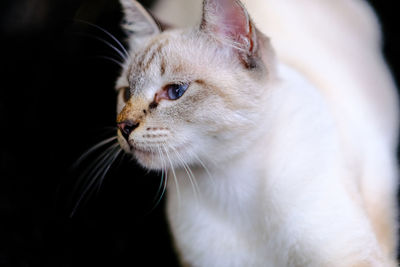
117 120 139 141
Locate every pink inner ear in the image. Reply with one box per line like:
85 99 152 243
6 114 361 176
218 0 249 36
204 0 253 50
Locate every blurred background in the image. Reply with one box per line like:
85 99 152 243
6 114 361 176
0 0 399 266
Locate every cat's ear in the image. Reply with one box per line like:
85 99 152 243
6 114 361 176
200 0 259 68
120 0 161 40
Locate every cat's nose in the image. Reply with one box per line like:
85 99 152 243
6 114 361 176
117 120 139 141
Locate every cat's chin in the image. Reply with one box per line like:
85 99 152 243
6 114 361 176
132 148 165 170
117 135 194 170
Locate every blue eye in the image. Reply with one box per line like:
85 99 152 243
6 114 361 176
166 83 189 100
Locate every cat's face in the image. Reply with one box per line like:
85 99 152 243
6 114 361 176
116 0 275 170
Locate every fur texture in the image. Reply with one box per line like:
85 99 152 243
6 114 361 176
116 0 399 266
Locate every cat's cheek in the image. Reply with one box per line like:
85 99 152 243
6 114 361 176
116 135 161 170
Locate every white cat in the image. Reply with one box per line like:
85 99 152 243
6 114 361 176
115 0 399 266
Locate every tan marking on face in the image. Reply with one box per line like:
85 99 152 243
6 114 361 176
194 79 206 86
117 101 134 123
138 39 158 64
117 98 148 124
160 57 166 75
172 65 184 75
143 43 161 71
140 39 169 72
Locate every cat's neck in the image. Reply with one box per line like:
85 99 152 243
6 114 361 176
166 63 342 221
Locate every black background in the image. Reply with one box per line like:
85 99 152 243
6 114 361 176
0 0 399 266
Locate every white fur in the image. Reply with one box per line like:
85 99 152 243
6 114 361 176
117 0 399 266
167 64 395 266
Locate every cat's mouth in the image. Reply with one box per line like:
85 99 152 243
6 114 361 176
130 144 184 156
128 145 159 169
131 145 157 155
128 144 156 155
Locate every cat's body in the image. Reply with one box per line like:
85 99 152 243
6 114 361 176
116 0 399 266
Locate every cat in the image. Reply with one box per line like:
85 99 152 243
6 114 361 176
115 0 399 266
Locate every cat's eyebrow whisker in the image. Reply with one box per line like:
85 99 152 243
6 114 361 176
162 144 181 207
95 55 125 68
74 19 130 60
73 32 128 61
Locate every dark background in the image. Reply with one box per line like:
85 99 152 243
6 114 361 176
0 0 399 266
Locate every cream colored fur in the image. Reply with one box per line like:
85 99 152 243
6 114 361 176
116 0 399 266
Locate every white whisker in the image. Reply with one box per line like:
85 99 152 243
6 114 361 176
153 145 167 205
162 144 181 206
143 145 169 216
169 145 200 203
191 151 216 187
77 143 120 190
74 32 128 61
73 136 118 169
75 19 130 59
71 143 121 216
95 147 123 193
77 143 120 185
95 55 125 67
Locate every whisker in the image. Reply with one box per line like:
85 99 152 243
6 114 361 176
72 143 119 198
114 148 128 170
162 144 181 206
94 147 123 193
71 144 121 216
185 162 200 201
153 146 166 203
151 171 167 211
74 19 130 59
75 143 118 188
72 136 118 169
95 55 125 67
145 146 168 215
78 143 120 189
158 148 168 206
153 169 165 203
169 145 200 202
73 32 127 61
191 152 216 187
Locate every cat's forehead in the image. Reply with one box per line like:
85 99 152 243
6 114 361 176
122 29 235 97
127 30 213 83
132 32 183 64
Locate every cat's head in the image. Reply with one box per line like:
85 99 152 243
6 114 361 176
116 0 276 170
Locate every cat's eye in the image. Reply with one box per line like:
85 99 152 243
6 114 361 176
121 86 131 102
166 83 189 100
